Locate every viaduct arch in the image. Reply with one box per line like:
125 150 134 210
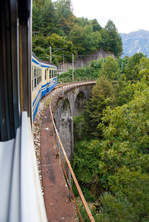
53 83 95 159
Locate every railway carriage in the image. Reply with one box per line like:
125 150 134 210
32 55 57 120
0 1 48 221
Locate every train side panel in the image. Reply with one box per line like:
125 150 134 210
32 56 57 121
32 62 43 120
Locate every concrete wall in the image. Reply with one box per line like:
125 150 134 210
58 49 114 73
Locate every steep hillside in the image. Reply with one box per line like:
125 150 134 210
32 0 122 65
120 30 149 57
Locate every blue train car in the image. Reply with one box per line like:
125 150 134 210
32 55 57 120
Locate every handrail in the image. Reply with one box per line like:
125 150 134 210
49 83 95 222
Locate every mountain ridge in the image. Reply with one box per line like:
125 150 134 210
120 29 149 57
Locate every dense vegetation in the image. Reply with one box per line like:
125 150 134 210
33 1 149 220
72 53 149 221
58 59 103 82
58 54 143 83
32 0 122 65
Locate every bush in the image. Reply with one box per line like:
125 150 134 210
58 59 103 83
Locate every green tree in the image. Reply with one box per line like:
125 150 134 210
100 56 120 80
40 0 56 35
69 24 103 55
97 192 136 222
105 20 122 57
138 57 149 81
32 0 123 64
47 33 74 62
32 4 41 33
90 19 102 32
124 52 145 80
105 168 149 222
54 0 74 35
100 20 122 56
84 76 115 137
69 24 85 54
32 0 55 35
82 25 102 53
32 35 49 60
72 55 149 221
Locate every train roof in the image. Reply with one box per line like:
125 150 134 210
32 54 57 69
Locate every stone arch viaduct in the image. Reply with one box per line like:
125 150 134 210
39 81 96 221
50 82 96 160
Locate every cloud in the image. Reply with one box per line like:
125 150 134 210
71 0 149 33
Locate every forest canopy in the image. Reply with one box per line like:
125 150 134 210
32 0 122 64
72 53 149 221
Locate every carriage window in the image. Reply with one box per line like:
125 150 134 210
54 70 56 77
34 67 37 77
37 68 41 85
45 70 46 80
34 78 37 88
37 75 41 85
32 66 34 89
32 66 42 89
49 69 52 79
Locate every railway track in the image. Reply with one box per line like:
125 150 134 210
33 82 96 222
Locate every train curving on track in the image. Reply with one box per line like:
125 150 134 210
0 0 95 221
32 55 57 120
0 0 51 221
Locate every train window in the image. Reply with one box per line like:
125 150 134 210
49 69 52 79
34 68 37 77
38 69 42 84
34 78 37 88
45 70 46 80
32 66 34 89
37 76 41 85
32 66 42 89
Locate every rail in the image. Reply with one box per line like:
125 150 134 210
57 80 96 88
50 82 96 222
0 112 47 222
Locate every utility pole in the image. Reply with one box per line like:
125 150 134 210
50 46 52 63
63 55 64 72
72 53 74 81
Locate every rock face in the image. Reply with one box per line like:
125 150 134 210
54 85 93 160
120 29 149 57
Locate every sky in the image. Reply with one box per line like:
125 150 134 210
71 0 149 33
